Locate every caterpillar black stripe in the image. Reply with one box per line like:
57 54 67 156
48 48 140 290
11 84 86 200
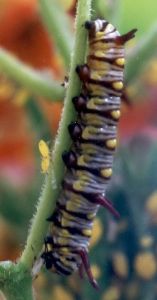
41 19 137 289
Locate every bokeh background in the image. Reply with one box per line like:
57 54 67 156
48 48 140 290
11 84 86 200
1 0 157 299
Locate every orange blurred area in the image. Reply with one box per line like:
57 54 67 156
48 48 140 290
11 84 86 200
0 0 63 73
119 96 157 140
0 99 35 185
0 0 38 44
0 0 64 185
40 100 63 134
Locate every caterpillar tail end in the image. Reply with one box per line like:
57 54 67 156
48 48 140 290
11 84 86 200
77 248 99 290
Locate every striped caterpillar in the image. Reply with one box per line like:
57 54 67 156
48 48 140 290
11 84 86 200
41 19 137 289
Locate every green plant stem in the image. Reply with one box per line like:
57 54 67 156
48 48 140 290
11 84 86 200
126 23 157 83
0 262 33 300
0 48 64 100
20 172 54 269
39 0 73 69
20 0 91 270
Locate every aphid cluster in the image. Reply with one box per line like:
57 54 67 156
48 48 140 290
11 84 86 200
41 19 136 288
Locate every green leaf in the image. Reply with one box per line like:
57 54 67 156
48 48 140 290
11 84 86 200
39 0 74 69
0 48 64 100
126 23 157 83
113 0 157 37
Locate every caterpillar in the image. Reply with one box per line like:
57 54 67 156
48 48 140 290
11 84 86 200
41 19 137 289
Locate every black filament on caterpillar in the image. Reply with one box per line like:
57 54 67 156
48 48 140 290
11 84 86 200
41 19 137 289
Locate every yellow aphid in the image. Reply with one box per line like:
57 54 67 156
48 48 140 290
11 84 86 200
41 159 50 174
38 140 50 173
39 140 49 157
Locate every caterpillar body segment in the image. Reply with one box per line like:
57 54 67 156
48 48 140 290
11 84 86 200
42 19 136 289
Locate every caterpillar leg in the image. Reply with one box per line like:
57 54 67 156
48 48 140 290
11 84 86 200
62 150 76 168
72 94 87 112
76 64 90 82
41 250 53 270
44 235 53 245
41 236 53 269
68 122 82 140
76 248 99 290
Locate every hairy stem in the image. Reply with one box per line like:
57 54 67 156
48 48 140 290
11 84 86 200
0 48 64 100
20 0 91 270
0 262 33 300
